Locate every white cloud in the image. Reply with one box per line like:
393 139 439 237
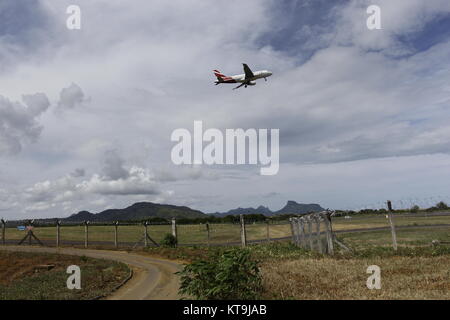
0 93 49 154
56 83 86 110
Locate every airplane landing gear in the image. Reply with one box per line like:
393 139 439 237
264 77 267 82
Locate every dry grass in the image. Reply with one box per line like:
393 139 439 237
261 255 450 299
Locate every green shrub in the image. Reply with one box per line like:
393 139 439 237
177 248 262 300
160 233 177 247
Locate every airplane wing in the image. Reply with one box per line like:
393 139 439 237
233 83 246 90
243 63 255 79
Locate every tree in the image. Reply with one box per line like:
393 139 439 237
436 201 449 210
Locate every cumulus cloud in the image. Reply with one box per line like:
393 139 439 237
102 150 129 180
0 93 49 154
56 83 86 110
71 168 86 177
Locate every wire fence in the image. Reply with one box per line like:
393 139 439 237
2 209 450 251
0 217 291 248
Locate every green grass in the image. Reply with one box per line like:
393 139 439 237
338 226 450 249
0 251 130 300
332 213 450 231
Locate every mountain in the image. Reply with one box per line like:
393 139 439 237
66 202 206 222
274 201 324 215
212 201 325 217
212 205 272 217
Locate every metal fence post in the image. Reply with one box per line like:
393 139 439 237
28 220 32 245
240 214 247 247
322 212 334 255
206 223 210 246
289 218 295 244
56 220 60 248
172 218 178 246
315 215 323 253
114 221 119 249
295 218 302 246
84 221 89 249
1 219 5 245
144 222 148 248
387 200 398 251
299 217 306 248
306 216 314 250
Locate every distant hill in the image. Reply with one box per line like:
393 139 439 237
212 205 272 217
274 201 324 215
212 201 325 217
66 202 206 222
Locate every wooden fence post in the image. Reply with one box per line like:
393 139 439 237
387 200 398 251
322 212 334 255
1 219 5 245
240 214 247 247
114 221 119 249
171 218 178 246
266 219 270 243
206 223 210 246
84 221 89 248
56 220 60 248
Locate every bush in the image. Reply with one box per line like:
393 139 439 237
177 248 262 300
160 233 177 247
410 205 420 213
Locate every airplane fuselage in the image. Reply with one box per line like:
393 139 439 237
229 70 272 83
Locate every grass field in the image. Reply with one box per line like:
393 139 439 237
332 213 450 231
0 250 130 300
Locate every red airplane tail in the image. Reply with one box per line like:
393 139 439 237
213 69 226 81
213 69 234 85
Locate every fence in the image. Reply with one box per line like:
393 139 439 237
289 211 335 254
4 209 448 251
0 215 292 249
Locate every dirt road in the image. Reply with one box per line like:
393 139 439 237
0 246 182 300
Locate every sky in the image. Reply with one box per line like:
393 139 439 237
1 0 450 219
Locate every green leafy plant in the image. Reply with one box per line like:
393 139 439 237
160 233 177 247
177 248 262 300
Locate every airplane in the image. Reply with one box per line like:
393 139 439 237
213 63 272 90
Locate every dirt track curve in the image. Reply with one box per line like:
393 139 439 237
0 246 182 300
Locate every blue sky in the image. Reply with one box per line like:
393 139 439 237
1 0 450 219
